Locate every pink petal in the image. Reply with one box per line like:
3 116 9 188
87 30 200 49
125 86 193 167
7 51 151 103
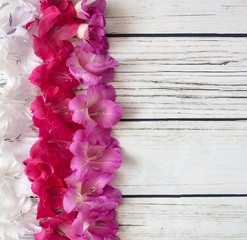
90 139 122 172
38 7 60 39
69 94 87 111
73 129 87 142
87 84 116 105
80 169 114 196
89 100 123 128
100 68 115 84
85 55 119 75
33 36 55 61
63 191 80 213
71 156 90 179
50 21 81 41
84 126 111 146
31 96 47 119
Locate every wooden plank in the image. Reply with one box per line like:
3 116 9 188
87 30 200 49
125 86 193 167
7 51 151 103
111 121 247 195
116 197 247 239
23 197 247 239
107 37 247 119
105 0 247 34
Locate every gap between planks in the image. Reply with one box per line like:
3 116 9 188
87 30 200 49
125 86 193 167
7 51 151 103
122 194 247 198
107 33 247 38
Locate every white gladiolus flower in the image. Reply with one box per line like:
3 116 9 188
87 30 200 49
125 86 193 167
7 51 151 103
0 74 37 124
0 121 38 162
0 153 31 197
0 198 40 239
0 35 41 76
0 0 41 37
0 153 41 238
0 0 41 238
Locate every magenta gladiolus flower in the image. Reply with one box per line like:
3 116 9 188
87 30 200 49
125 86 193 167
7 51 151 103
69 84 123 128
66 46 119 86
35 212 78 240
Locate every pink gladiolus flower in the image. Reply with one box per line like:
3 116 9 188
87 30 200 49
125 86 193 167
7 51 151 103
77 12 109 55
69 84 123 128
76 0 106 20
64 172 121 213
70 135 122 178
63 170 115 213
72 209 119 239
65 169 113 197
66 46 119 86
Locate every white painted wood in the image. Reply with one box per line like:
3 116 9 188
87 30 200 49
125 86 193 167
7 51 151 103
111 121 247 194
24 197 247 240
105 0 247 34
107 37 247 119
22 235 35 240
116 197 247 239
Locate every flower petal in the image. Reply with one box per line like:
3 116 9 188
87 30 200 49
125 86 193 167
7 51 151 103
89 100 123 128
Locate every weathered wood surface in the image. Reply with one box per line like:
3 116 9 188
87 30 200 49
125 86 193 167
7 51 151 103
108 37 247 119
23 197 247 239
105 0 247 34
116 197 247 239
111 121 247 195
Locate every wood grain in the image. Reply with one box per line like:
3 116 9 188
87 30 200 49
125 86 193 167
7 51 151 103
23 197 247 240
117 197 247 239
107 37 247 119
111 121 247 195
105 0 247 34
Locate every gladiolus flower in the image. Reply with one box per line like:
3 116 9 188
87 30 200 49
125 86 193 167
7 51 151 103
67 46 119 86
72 209 119 239
69 84 122 128
76 12 108 55
70 135 122 178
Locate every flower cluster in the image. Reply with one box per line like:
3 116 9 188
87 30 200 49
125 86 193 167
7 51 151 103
64 1 123 239
0 0 41 239
0 0 122 238
29 0 122 239
23 0 82 237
